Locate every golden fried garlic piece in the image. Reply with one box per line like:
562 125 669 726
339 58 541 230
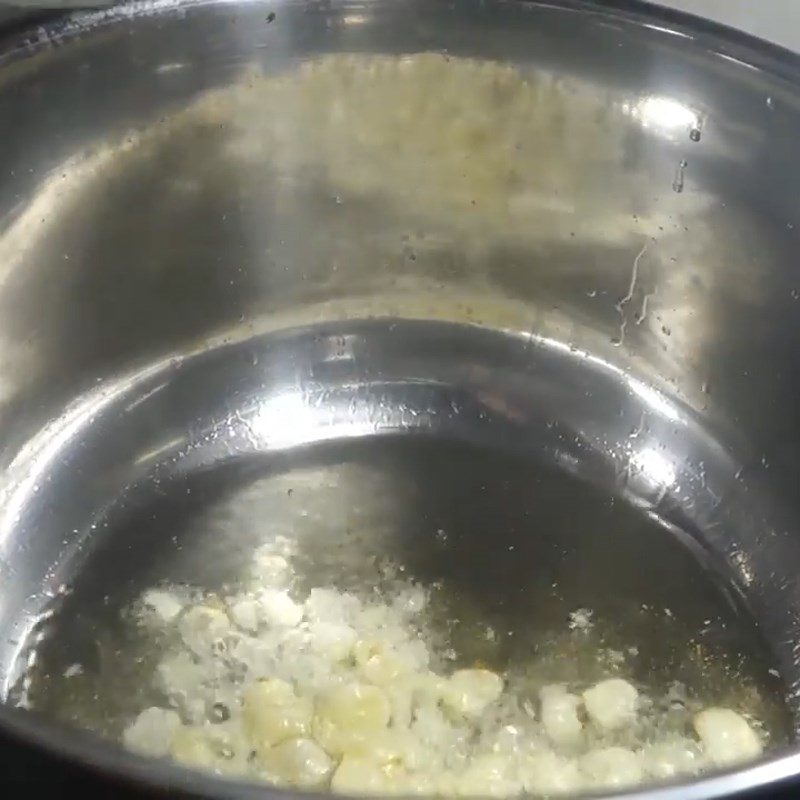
122 538 768 796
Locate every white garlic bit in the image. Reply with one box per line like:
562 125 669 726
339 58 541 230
539 685 583 747
257 588 303 628
242 678 313 747
177 605 231 656
123 707 181 758
521 751 581 795
583 678 638 731
260 738 333 788
694 708 763 767
580 746 643 789
642 738 704 779
330 756 405 795
229 598 260 632
456 753 522 797
120 532 772 796
441 669 504 719
313 682 391 756
169 724 247 775
140 589 184 623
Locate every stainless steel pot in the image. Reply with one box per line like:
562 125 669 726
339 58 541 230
1 0 800 797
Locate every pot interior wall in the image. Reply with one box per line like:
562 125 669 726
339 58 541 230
1 0 800 794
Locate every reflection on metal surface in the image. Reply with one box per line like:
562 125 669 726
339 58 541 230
154 61 187 73
251 390 376 448
642 23 694 40
634 95 702 138
631 447 677 489
342 13 367 26
628 380 683 423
